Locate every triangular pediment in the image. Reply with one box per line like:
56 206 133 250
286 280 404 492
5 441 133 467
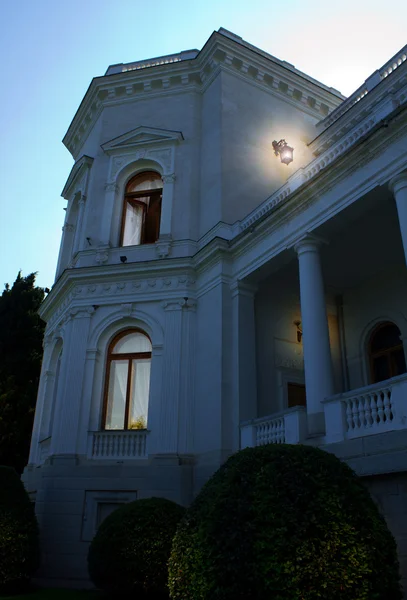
101 126 184 153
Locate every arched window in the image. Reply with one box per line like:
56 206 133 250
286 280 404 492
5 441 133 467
369 322 406 383
121 171 162 246
102 330 152 430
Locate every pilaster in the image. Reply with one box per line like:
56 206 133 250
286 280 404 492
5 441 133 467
100 182 119 246
72 193 86 254
178 299 197 454
160 173 176 237
28 336 55 464
50 307 95 455
76 348 101 455
157 300 186 453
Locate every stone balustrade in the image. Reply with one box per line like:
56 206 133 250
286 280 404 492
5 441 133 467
323 373 407 443
240 406 307 448
381 46 407 79
88 430 148 459
105 50 199 75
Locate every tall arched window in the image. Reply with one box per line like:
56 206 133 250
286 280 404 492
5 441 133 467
102 330 152 430
369 322 406 383
121 171 162 246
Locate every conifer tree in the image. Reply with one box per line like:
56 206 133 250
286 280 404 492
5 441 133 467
0 273 45 472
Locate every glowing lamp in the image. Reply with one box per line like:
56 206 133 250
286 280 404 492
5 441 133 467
272 139 294 165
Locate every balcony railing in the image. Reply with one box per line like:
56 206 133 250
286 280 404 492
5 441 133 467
323 373 407 443
88 430 148 459
240 406 307 448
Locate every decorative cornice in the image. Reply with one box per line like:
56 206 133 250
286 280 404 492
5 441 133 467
63 31 343 159
40 266 197 329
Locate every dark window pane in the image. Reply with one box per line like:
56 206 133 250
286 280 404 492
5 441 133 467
143 194 162 244
370 323 401 353
372 355 391 383
391 348 407 377
287 383 306 408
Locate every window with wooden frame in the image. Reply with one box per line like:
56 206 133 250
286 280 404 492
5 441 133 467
102 330 152 430
369 321 406 384
121 171 163 246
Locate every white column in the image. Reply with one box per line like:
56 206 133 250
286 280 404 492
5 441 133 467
389 171 407 265
295 236 334 435
231 282 257 452
50 307 94 455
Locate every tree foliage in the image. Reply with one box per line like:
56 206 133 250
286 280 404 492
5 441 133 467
169 444 402 600
0 272 45 473
88 497 185 598
0 466 40 592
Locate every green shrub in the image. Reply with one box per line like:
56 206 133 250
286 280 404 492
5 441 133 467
0 466 40 593
169 444 402 600
88 497 185 597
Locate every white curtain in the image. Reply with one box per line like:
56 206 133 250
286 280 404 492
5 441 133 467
122 203 143 246
105 360 128 429
129 359 151 428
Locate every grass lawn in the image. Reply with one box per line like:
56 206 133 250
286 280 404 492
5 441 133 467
1 590 103 600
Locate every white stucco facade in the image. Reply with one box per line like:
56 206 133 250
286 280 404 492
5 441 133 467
23 28 407 589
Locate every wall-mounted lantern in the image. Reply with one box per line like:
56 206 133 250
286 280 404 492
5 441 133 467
293 320 302 343
272 139 294 165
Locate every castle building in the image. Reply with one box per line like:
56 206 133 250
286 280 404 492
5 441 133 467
24 28 407 590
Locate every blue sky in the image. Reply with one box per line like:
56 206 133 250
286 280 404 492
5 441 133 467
1 0 406 289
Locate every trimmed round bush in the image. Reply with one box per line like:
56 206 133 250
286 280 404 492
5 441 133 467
88 497 185 597
0 466 40 593
169 444 402 600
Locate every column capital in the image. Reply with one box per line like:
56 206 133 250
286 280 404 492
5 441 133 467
294 234 327 256
85 348 101 360
162 173 176 184
230 281 258 298
104 182 119 194
161 298 197 311
68 306 96 320
389 171 407 195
